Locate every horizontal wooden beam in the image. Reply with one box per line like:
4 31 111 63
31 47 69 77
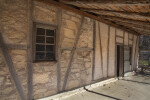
61 0 150 5
111 21 150 35
103 17 150 26
35 0 139 36
82 8 150 17
98 14 150 23
106 19 150 30
88 10 150 21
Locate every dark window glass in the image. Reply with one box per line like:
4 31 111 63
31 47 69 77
35 26 56 61
46 37 54 44
36 52 45 60
37 28 45 35
46 29 54 36
46 53 54 60
36 36 45 43
36 44 45 51
46 45 54 51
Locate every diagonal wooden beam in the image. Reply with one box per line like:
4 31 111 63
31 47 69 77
87 10 150 21
103 17 150 26
106 19 150 30
81 8 150 17
34 0 139 36
97 14 150 23
60 0 150 6
62 16 84 91
0 33 26 100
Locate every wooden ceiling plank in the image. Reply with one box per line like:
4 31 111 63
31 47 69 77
35 0 139 35
81 8 150 17
98 15 150 25
61 0 150 4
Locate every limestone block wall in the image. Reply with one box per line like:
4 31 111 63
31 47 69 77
0 0 28 100
0 0 139 100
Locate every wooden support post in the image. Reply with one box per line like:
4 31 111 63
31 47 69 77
107 26 110 77
123 31 125 77
27 0 33 99
0 33 26 100
133 36 139 71
98 22 104 78
57 8 62 92
62 16 84 91
92 20 96 81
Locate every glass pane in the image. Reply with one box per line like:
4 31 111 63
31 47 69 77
36 36 45 43
37 28 45 35
46 45 54 51
46 37 54 44
36 52 45 60
46 29 54 36
36 44 45 51
46 53 54 60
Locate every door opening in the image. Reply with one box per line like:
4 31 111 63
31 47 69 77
116 45 124 77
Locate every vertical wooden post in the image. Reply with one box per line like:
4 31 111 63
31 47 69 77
122 31 125 77
0 33 26 100
98 22 104 78
27 0 33 99
107 25 110 77
57 8 62 92
92 20 96 81
133 36 139 71
62 17 84 91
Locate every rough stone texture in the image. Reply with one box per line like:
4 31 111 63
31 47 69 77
0 1 139 99
33 1 57 25
0 0 28 45
0 0 28 99
0 50 21 100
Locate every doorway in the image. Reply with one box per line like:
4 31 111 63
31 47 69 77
116 45 124 77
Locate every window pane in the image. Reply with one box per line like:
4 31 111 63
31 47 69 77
46 29 54 36
36 36 45 43
37 28 45 35
36 52 45 60
46 53 54 60
36 44 45 51
46 37 54 44
46 45 54 51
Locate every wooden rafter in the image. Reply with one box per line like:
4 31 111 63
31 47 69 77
103 17 150 26
97 14 150 23
106 19 150 30
35 0 139 35
81 8 150 17
61 0 150 5
87 10 150 21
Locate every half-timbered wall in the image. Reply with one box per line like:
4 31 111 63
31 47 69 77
0 0 139 100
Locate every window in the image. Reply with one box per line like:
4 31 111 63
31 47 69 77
33 23 56 61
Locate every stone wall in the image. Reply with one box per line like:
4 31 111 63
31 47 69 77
0 0 139 100
0 0 28 100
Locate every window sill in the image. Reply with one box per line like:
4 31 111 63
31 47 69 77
33 60 57 64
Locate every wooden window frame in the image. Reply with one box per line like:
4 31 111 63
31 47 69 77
33 22 58 62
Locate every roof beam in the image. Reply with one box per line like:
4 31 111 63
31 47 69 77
61 0 150 5
104 18 150 28
34 0 139 35
97 14 150 23
81 8 150 17
87 10 150 21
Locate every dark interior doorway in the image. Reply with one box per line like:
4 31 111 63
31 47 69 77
116 45 124 77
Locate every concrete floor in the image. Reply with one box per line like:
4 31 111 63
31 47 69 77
62 74 150 100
